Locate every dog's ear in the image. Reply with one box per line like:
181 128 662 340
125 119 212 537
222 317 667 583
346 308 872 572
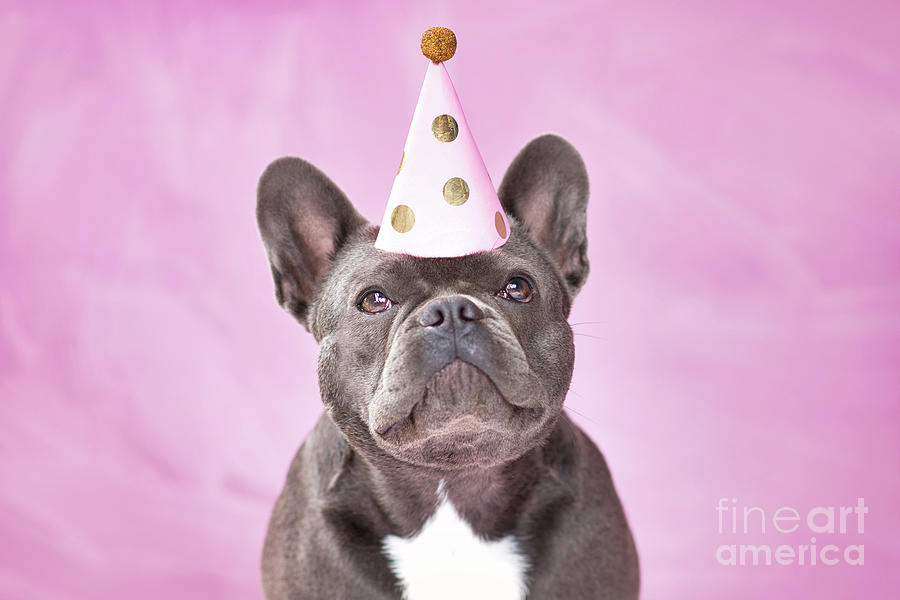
257 157 368 329
498 134 590 296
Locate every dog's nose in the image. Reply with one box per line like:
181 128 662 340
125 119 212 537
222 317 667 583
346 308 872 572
417 296 484 330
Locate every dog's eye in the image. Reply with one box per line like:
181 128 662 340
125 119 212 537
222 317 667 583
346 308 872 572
498 276 533 302
358 290 393 314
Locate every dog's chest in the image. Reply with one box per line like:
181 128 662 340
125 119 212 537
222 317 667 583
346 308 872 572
381 499 528 600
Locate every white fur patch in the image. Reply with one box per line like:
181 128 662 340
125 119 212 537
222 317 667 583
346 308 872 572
382 488 529 600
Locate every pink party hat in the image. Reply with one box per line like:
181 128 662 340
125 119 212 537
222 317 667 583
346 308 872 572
374 27 510 257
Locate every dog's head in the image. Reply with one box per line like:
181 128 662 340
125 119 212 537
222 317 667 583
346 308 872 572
257 135 589 470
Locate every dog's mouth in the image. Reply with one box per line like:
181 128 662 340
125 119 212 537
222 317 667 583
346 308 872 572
371 359 546 467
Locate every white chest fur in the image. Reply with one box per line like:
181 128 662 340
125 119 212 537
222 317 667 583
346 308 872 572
382 497 529 600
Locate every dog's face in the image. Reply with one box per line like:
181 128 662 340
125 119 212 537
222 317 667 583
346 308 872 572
313 231 574 469
257 135 590 470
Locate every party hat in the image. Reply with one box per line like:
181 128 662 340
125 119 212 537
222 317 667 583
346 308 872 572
374 27 510 257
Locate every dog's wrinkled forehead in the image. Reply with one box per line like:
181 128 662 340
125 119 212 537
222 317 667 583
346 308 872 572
308 225 568 337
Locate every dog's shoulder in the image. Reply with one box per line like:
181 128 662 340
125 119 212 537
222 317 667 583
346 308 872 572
539 412 606 484
261 415 332 599
521 414 640 598
262 415 401 599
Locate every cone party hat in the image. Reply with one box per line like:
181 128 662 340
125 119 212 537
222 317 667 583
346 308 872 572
374 27 510 257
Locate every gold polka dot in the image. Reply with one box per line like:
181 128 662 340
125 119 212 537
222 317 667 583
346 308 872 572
495 211 507 238
443 177 469 206
390 205 415 233
397 151 404 175
431 115 458 142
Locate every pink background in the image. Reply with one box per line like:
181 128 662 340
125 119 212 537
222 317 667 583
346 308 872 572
2 1 899 598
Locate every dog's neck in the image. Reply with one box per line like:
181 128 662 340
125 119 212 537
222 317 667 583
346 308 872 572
329 434 549 540
321 411 574 541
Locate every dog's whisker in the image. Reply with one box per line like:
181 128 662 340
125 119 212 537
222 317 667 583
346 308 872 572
564 404 603 427
573 332 607 341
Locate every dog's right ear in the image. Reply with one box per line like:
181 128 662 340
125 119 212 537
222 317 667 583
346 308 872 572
256 157 368 330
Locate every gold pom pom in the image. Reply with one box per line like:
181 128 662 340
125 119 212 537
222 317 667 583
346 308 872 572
421 27 457 63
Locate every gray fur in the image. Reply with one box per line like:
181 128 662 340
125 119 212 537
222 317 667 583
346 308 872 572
256 134 639 599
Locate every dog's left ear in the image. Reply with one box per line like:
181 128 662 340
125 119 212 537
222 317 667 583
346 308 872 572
256 157 368 330
498 134 590 296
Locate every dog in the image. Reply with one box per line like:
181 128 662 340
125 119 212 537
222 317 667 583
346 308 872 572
256 134 639 599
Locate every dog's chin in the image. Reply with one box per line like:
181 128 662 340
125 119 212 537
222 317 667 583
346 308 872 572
371 360 554 469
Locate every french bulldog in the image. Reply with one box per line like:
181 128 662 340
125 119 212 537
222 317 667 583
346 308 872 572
256 134 639 599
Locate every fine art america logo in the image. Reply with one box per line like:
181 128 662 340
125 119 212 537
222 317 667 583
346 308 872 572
715 498 867 567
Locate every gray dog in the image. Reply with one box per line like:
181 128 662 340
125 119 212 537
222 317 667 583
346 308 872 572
256 134 639 599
